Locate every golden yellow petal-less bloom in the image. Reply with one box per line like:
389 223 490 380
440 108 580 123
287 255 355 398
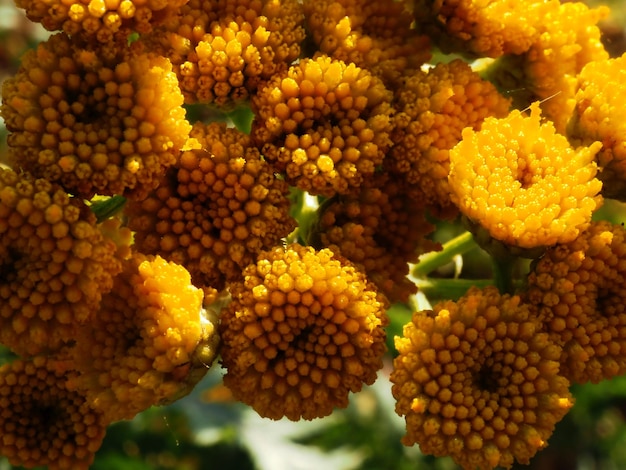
389 59 511 217
448 102 603 250
15 0 185 43
1 33 190 200
220 243 388 420
311 173 438 303
65 253 217 422
252 55 393 197
126 122 295 291
524 221 626 384
303 0 431 87
412 0 553 58
391 286 573 470
146 0 305 106
568 53 626 200
0 168 122 356
0 356 108 470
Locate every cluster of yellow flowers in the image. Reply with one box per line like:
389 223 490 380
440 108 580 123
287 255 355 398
0 0 625 469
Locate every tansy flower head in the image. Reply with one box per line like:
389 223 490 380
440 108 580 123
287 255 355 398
568 53 626 200
303 0 431 87
524 221 626 384
389 59 511 217
311 174 438 303
0 168 121 356
412 0 553 58
65 253 218 422
1 33 190 200
251 55 393 197
448 102 603 251
0 356 108 470
219 243 388 421
145 0 305 106
14 0 186 43
391 286 573 470
483 1 609 133
126 122 295 291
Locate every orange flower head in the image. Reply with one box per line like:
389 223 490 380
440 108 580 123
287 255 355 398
303 0 431 87
126 122 295 291
220 243 388 420
65 253 218 422
568 52 626 200
252 55 393 197
1 33 190 200
391 286 573 470
524 221 626 384
145 0 305 106
0 356 108 470
0 168 122 356
311 173 438 302
389 59 511 216
14 0 186 43
412 0 554 58
449 102 603 250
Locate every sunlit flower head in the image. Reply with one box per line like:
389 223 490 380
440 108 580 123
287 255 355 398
0 356 108 470
303 0 431 87
0 168 122 356
14 0 186 43
126 122 295 292
311 173 438 303
65 253 218 422
449 102 603 250
524 221 626 384
412 0 554 58
568 52 626 200
391 286 573 470
1 33 190 200
220 243 388 420
389 59 511 217
251 55 393 197
145 0 305 107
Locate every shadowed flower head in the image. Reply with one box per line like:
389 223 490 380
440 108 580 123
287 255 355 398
448 102 603 250
145 0 305 106
391 286 573 470
412 0 554 58
524 221 626 384
14 0 186 43
311 173 438 303
126 122 295 291
0 168 122 356
0 356 108 470
65 253 219 422
1 33 190 200
251 55 393 197
568 52 626 200
220 243 388 420
389 59 511 217
303 0 431 87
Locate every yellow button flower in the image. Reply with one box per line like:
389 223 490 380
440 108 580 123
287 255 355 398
65 253 218 422
524 221 626 384
251 55 393 197
220 243 388 420
1 33 190 200
0 356 108 470
0 168 122 356
391 286 573 470
449 102 603 250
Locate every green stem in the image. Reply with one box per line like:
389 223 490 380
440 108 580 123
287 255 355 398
414 277 493 301
412 231 477 277
492 256 515 295
90 195 127 223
